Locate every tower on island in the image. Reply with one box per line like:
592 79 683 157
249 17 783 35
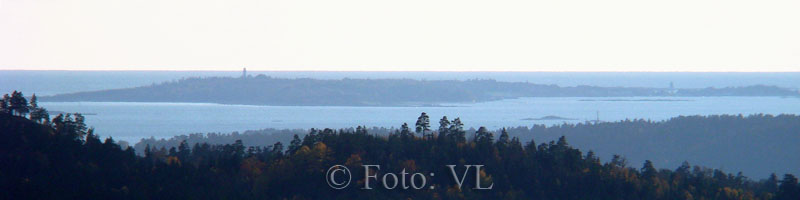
241 68 247 78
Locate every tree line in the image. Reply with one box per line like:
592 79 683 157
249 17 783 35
2 90 49 123
137 113 800 179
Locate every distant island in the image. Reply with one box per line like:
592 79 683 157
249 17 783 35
521 115 578 120
578 99 693 102
49 110 97 116
41 75 800 106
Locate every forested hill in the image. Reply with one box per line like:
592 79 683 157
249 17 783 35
136 114 800 179
4 108 800 199
42 75 799 106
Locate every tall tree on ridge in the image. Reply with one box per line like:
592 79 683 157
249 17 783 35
497 128 510 147
475 126 493 144
9 91 29 117
28 94 49 124
29 93 38 109
448 117 465 143
415 112 431 139
641 160 657 180
288 134 302 154
400 123 412 138
777 174 800 199
0 94 9 115
438 116 450 141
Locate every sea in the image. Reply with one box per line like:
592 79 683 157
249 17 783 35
37 96 800 144
2 70 799 142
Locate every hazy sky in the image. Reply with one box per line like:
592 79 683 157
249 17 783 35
1 0 798 71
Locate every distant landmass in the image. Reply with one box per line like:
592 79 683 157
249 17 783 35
48 110 97 116
42 75 800 106
579 99 692 102
521 115 578 120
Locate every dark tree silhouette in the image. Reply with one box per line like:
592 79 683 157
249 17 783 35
288 134 302 154
28 94 49 124
641 160 657 180
1 94 10 114
474 126 493 144
9 91 29 117
415 112 431 139
448 117 466 143
777 174 800 199
496 128 510 147
400 122 412 138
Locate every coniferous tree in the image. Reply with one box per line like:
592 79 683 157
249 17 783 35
177 140 190 159
415 112 431 139
642 160 657 180
399 122 411 138
9 91 29 117
73 114 89 140
676 161 691 175
448 117 465 142
474 126 493 144
556 135 568 147
524 138 537 154
29 93 38 109
777 174 800 199
144 144 153 158
28 94 49 124
271 142 284 156
610 154 627 168
288 134 302 154
497 128 510 147
1 94 10 115
29 108 48 124
765 173 780 194
437 116 450 141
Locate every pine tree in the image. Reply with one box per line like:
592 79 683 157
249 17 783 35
271 142 284 156
177 140 190 159
144 144 153 158
9 91 29 117
29 93 38 108
288 134 302 154
496 128 510 147
765 173 779 193
415 112 431 139
438 116 450 141
777 174 800 199
400 123 412 138
475 126 493 144
28 94 48 123
448 117 465 142
641 160 657 180
1 94 10 115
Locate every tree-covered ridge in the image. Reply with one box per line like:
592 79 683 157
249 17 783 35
2 90 49 122
3 91 800 199
42 75 799 106
137 113 800 179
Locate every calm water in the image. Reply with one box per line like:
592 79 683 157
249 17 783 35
40 96 800 143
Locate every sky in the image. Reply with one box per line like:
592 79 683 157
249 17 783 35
0 0 798 72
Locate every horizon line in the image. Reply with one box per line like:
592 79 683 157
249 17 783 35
2 69 800 73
